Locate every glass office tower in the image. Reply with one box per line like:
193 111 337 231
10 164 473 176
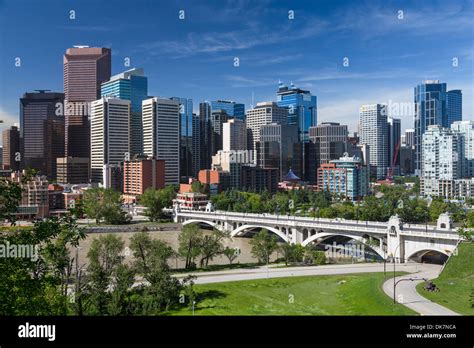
276 82 317 140
414 80 447 175
447 89 462 126
171 97 194 182
101 68 148 156
210 100 245 120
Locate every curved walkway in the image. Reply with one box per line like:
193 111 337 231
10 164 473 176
382 264 460 316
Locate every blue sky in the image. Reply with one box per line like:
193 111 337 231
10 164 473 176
0 0 473 138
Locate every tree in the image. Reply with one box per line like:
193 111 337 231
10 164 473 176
198 229 228 268
83 188 129 225
191 181 207 194
249 229 278 264
178 224 203 269
429 200 448 222
129 232 181 313
85 234 126 315
223 247 239 265
141 186 177 222
458 228 473 241
279 244 306 265
466 211 474 229
0 179 22 225
83 188 103 224
0 212 86 315
313 251 327 265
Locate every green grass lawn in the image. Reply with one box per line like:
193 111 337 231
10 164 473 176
416 242 474 315
169 272 416 316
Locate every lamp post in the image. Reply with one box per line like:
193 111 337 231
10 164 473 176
192 301 196 316
391 243 401 303
393 278 428 304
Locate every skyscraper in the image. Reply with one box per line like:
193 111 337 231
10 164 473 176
414 80 447 175
447 89 462 126
90 98 130 184
2 125 20 171
192 113 201 177
20 91 65 179
309 122 348 167
259 123 298 181
223 118 247 151
404 129 415 148
246 102 288 154
142 97 180 185
210 100 245 120
210 110 229 157
387 117 401 177
63 47 111 159
199 102 212 171
359 104 388 180
101 68 148 156
171 97 193 182
276 82 317 139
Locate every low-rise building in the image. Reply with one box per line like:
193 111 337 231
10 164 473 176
122 157 165 203
173 192 209 211
317 154 369 201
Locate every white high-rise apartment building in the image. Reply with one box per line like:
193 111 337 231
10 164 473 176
421 125 462 197
90 98 130 184
142 97 180 185
451 120 474 178
359 104 388 180
246 102 288 153
223 118 247 151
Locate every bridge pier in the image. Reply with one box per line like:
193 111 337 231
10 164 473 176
386 215 405 262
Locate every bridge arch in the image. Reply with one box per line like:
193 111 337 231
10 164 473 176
301 232 385 258
406 247 450 264
231 224 290 243
182 219 223 231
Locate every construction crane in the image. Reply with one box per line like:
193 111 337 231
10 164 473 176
387 140 401 181
377 140 401 185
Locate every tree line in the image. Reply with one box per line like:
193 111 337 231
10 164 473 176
210 186 473 225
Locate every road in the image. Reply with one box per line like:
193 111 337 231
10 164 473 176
175 262 459 316
175 262 420 284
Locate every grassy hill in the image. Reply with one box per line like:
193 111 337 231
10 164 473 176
416 242 474 315
169 272 415 316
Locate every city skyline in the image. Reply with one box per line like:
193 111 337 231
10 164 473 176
1 0 473 140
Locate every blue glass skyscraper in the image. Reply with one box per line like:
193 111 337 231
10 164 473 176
210 100 245 120
414 80 447 175
447 89 462 126
171 97 194 181
276 82 317 140
101 68 148 155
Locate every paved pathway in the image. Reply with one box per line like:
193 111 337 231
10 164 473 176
382 264 460 316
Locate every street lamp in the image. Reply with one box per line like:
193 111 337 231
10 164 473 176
393 278 428 304
192 301 196 316
391 243 402 303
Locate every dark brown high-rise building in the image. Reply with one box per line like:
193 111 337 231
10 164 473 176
20 91 65 179
63 47 111 158
2 125 20 170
